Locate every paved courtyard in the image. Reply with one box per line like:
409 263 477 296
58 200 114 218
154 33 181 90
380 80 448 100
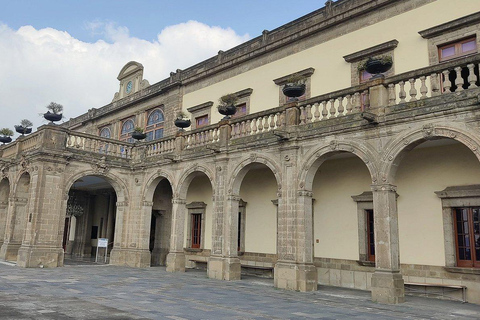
0 260 479 319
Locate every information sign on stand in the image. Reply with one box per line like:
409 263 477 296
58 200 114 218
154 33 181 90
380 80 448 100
96 238 109 263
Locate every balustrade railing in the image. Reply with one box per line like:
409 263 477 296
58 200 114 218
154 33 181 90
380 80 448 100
230 106 285 139
385 53 479 105
184 125 219 148
145 137 176 157
298 86 369 124
66 132 133 159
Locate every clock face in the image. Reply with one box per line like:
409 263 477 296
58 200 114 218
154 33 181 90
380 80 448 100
126 81 133 94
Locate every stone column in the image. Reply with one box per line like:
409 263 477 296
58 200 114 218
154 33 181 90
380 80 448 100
109 201 128 265
0 199 8 250
274 148 317 292
219 194 241 280
166 197 186 272
16 165 66 268
370 183 404 304
0 197 27 261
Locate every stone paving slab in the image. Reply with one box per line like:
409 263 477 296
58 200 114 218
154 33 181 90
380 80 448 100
0 262 479 319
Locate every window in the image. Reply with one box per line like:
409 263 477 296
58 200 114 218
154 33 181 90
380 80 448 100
195 115 209 128
98 127 111 153
453 207 480 268
343 40 398 86
435 185 480 269
187 101 213 130
120 118 135 143
238 199 247 252
438 37 477 62
366 209 375 262
352 191 379 265
232 103 247 119
145 108 164 141
191 213 202 249
186 202 206 249
273 68 314 105
99 127 111 138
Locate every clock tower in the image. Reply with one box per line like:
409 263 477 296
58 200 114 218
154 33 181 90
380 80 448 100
112 61 150 102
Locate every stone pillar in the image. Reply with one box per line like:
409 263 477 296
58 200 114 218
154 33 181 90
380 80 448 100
0 199 7 250
368 78 388 115
284 102 300 127
109 201 129 266
105 193 115 253
370 183 404 304
208 157 241 281
166 197 186 272
0 197 27 261
16 165 66 268
274 148 317 292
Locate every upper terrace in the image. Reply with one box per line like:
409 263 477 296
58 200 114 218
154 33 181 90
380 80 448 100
1 54 479 164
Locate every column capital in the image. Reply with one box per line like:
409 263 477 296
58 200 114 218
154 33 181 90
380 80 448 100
142 201 153 207
227 194 241 201
297 189 313 197
172 198 186 205
371 183 397 192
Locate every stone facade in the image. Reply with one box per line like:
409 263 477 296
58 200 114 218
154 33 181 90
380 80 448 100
1 0 480 306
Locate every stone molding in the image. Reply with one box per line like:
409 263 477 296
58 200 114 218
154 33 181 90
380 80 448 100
343 40 399 63
186 201 207 209
273 68 315 86
187 101 214 114
419 12 480 39
351 191 373 202
435 184 480 199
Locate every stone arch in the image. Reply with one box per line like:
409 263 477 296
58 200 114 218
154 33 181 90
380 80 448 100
228 154 282 196
143 170 176 203
0 177 11 247
177 164 215 200
380 123 480 184
64 170 129 203
299 139 379 191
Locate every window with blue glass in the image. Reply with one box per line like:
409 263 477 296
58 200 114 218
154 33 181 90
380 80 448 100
98 127 111 153
145 108 164 141
120 118 135 143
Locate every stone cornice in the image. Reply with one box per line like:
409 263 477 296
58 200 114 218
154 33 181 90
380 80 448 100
419 11 480 39
343 40 399 63
435 185 480 199
273 68 315 86
351 191 373 202
187 101 214 113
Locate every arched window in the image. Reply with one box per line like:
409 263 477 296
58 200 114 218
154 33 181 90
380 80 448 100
99 127 111 139
120 118 135 142
145 108 164 141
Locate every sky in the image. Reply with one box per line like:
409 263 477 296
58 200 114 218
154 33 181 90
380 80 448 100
0 0 329 136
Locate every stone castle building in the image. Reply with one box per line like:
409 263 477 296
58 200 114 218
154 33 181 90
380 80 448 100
1 0 480 305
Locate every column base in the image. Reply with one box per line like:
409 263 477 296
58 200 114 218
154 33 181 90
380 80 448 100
166 252 185 272
0 242 21 262
274 261 318 292
208 256 241 280
109 248 151 267
16 245 64 268
371 270 405 304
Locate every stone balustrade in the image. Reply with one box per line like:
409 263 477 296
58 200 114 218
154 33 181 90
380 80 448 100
145 137 176 157
384 53 479 105
230 107 285 139
184 125 220 148
66 131 133 159
1 54 479 161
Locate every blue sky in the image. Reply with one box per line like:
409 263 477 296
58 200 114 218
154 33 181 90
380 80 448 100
0 0 329 134
2 1 326 42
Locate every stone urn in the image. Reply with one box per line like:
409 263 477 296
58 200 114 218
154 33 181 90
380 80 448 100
174 118 191 131
44 111 63 124
282 83 306 98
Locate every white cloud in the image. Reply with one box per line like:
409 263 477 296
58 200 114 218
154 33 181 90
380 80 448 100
0 21 249 136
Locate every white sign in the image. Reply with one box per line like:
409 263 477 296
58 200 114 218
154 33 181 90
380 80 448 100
98 238 108 248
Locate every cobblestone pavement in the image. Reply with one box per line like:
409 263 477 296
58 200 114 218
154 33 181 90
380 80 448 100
0 261 480 319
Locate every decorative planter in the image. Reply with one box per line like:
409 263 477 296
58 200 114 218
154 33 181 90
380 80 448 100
365 58 393 77
218 104 237 120
0 136 12 144
174 118 191 131
282 83 306 98
44 111 63 123
14 125 32 135
131 132 147 141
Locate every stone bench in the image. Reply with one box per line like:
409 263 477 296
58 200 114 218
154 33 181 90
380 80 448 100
405 282 467 303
